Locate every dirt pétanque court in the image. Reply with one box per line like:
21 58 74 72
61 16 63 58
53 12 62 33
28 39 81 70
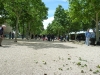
0 39 100 75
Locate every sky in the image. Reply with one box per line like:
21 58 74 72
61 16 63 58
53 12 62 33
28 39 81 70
42 0 69 29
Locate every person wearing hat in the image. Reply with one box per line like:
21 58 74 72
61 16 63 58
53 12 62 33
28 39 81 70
0 25 6 46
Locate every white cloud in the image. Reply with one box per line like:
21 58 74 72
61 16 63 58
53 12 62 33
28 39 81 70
43 16 54 29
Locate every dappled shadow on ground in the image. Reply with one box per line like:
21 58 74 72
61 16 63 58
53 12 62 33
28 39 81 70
25 42 75 50
2 39 76 50
1 45 11 48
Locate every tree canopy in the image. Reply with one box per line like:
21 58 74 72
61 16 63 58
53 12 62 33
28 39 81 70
0 0 48 42
0 0 100 42
69 0 100 41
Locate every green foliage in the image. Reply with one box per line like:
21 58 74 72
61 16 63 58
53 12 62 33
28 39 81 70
93 70 100 74
79 57 87 62
68 58 71 60
69 0 100 41
54 5 66 27
54 5 70 33
58 68 63 71
46 20 65 36
40 29 47 35
0 0 48 41
0 1 8 25
81 70 84 73
76 62 81 66
96 65 100 68
69 0 97 30
46 5 71 36
90 69 92 71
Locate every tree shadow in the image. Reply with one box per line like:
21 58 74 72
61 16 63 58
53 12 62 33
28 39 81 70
2 39 76 50
24 42 76 50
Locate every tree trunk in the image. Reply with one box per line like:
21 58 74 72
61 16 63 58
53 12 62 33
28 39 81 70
96 13 99 42
58 30 60 40
22 23 25 39
29 22 31 38
26 22 31 40
67 30 69 41
26 23 29 40
75 31 77 40
14 16 19 42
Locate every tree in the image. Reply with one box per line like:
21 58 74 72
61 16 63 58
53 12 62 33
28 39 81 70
4 1 28 42
47 20 64 36
54 5 69 34
3 0 48 41
0 1 8 25
69 0 100 42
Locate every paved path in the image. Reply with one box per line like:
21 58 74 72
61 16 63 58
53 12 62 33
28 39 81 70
0 39 100 75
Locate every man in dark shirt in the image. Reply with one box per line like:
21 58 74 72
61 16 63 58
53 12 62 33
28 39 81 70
0 25 6 46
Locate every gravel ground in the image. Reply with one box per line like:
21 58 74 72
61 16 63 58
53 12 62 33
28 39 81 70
0 39 100 75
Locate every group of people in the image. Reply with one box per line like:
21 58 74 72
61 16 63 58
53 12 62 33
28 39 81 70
9 32 14 39
42 34 55 41
0 24 97 47
85 29 96 46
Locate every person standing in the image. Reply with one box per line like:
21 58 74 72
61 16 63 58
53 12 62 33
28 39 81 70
51 34 55 41
12 32 14 39
9 32 11 39
90 29 96 46
85 29 91 46
42 34 45 41
0 25 6 46
47 33 51 41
